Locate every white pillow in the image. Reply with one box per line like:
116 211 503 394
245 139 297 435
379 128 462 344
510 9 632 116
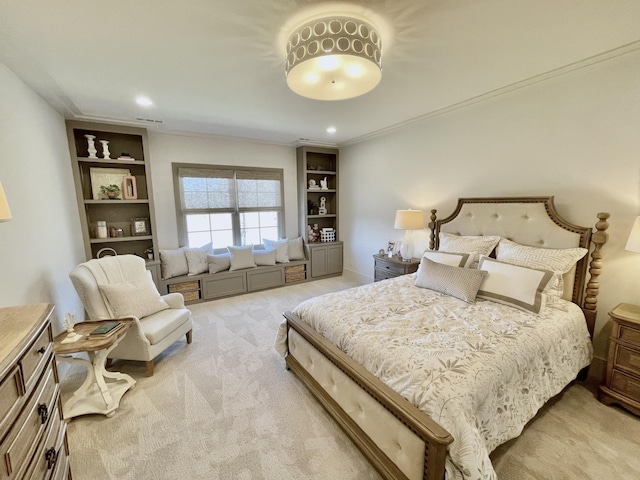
227 245 257 271
263 239 289 263
415 258 487 303
422 250 472 268
477 256 554 314
207 253 231 273
438 233 500 264
495 238 588 305
99 271 169 319
184 243 213 276
159 247 188 279
283 236 305 261
253 248 277 266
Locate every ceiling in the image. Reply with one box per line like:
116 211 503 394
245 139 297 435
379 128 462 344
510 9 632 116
1 0 639 146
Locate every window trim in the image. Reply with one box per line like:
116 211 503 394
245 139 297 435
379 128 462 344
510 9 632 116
172 162 285 247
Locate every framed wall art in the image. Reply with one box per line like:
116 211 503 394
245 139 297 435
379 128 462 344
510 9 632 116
90 167 131 200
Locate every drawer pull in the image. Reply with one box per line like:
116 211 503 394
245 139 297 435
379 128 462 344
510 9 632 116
38 346 46 355
38 404 49 424
45 447 57 470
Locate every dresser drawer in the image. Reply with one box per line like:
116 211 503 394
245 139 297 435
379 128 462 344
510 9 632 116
610 369 640 401
618 324 640 346
1 358 58 480
26 402 63 480
0 367 22 438
614 344 640 377
21 325 53 393
375 268 399 281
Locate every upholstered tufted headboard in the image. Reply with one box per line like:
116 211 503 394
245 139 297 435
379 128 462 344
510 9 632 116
429 197 602 312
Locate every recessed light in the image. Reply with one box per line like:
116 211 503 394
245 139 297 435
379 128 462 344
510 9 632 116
136 96 153 106
326 126 336 134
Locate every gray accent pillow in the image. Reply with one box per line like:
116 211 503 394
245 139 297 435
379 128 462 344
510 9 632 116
422 250 471 267
254 248 277 266
208 253 231 273
415 257 487 303
159 247 188 279
284 236 305 261
227 245 257 271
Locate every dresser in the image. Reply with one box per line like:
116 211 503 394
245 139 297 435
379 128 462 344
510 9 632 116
0 304 72 480
598 303 640 416
373 254 420 282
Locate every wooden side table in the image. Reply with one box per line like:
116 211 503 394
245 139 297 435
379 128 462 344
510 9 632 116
373 254 420 282
598 303 640 416
54 319 136 419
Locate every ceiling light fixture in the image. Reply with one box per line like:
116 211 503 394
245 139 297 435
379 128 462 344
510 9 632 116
326 126 336 133
285 14 382 101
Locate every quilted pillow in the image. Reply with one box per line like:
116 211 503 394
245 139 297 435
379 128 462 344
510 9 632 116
99 271 169 319
227 245 257 271
495 238 588 305
422 250 471 268
438 233 500 265
253 248 277 266
184 242 213 276
263 239 289 263
208 253 231 274
159 247 188 279
477 256 554 314
415 257 487 303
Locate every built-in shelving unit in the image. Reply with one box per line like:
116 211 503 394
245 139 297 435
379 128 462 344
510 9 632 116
297 146 343 278
66 121 159 273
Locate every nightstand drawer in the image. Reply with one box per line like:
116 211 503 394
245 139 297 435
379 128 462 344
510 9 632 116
619 324 640 346
614 344 640 376
611 369 640 400
375 269 399 281
376 260 407 275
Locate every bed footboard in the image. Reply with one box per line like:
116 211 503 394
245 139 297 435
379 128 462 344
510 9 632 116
283 311 453 480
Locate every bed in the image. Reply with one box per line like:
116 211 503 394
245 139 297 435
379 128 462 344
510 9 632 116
275 196 609 480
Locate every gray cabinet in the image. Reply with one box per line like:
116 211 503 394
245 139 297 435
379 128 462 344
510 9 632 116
309 242 343 278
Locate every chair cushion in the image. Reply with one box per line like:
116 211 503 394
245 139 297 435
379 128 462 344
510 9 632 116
139 307 191 345
99 271 169 319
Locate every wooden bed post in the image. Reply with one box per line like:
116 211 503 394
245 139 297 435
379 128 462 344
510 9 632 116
428 209 437 251
583 212 610 337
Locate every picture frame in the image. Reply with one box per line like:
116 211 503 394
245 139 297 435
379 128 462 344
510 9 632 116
131 217 150 236
90 167 131 200
387 240 395 258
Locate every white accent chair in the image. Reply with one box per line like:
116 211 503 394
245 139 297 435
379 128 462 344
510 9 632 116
70 255 193 376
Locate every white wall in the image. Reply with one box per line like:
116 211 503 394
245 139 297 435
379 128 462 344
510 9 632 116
340 50 640 361
0 63 85 331
146 132 297 248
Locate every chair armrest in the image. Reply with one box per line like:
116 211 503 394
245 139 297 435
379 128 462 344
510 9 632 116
162 292 187 309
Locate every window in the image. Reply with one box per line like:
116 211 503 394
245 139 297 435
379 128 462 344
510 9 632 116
173 164 285 248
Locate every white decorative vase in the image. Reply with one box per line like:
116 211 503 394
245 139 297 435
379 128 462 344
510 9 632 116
85 134 98 158
100 140 111 159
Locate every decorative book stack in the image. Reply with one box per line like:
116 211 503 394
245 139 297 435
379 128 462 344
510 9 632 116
89 320 125 338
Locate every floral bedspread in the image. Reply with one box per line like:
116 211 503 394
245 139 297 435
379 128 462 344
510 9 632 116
275 274 592 480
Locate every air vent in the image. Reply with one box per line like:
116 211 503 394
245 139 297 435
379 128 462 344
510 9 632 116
135 117 163 124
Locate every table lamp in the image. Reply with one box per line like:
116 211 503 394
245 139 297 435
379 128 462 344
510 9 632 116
0 181 12 222
626 216 640 253
394 209 424 261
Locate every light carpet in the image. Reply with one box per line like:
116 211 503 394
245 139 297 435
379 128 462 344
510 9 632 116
63 275 640 479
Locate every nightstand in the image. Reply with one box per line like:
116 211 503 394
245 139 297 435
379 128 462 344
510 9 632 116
598 303 640 416
373 254 420 282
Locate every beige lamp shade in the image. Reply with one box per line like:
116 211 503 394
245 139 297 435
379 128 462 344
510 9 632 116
626 216 640 253
394 209 424 230
0 181 12 222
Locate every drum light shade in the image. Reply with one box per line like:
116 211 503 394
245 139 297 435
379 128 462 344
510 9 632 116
285 15 382 101
394 209 424 261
